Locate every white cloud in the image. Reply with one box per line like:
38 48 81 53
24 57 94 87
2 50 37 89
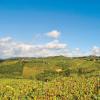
0 37 12 42
75 48 80 51
0 37 67 58
72 48 83 57
91 46 100 56
47 30 60 38
45 40 67 49
0 36 99 58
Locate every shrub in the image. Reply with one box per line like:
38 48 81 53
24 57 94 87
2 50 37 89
36 70 58 82
60 69 70 77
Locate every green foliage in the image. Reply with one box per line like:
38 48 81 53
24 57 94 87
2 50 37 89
0 56 100 99
0 77 99 100
56 62 71 70
78 67 96 74
60 69 71 77
0 61 23 78
36 70 58 82
0 56 100 79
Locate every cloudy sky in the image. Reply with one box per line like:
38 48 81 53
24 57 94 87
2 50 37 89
0 0 100 58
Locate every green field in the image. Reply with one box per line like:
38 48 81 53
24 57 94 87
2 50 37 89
0 56 100 100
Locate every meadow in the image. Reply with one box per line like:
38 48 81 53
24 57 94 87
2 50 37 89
0 56 100 100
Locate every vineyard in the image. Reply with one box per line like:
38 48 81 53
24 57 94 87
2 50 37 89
0 77 99 100
0 56 100 100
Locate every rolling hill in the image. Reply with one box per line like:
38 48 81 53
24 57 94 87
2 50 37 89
0 56 99 81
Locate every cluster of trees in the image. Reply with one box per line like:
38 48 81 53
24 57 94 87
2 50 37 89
35 69 71 82
0 61 23 78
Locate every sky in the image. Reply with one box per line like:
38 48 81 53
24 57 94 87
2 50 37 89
0 0 100 58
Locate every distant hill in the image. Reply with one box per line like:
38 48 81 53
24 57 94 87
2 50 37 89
0 56 100 81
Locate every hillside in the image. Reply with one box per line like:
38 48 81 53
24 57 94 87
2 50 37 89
0 56 100 81
0 56 100 99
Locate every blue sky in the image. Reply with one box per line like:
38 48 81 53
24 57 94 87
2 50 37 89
0 0 100 58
